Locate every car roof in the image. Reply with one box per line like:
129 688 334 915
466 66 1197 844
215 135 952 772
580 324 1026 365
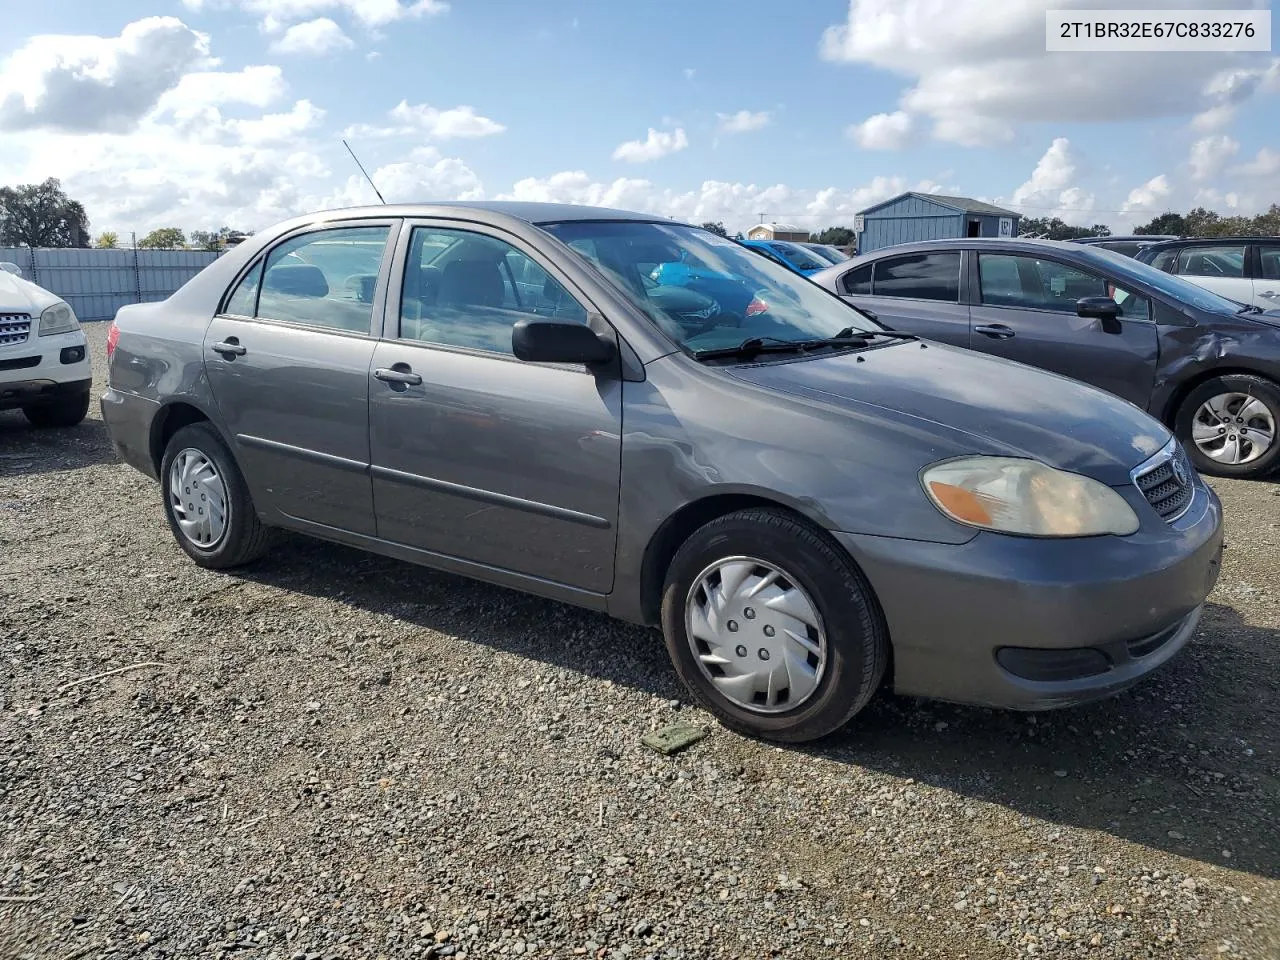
290 200 674 227
1136 236 1278 249
1070 235 1178 243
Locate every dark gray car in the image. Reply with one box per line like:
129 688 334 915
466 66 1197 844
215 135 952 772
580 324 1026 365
101 204 1223 742
813 238 1280 479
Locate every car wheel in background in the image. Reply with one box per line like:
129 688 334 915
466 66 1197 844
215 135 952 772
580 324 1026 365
22 391 90 428
1176 374 1280 479
160 422 273 568
660 507 888 743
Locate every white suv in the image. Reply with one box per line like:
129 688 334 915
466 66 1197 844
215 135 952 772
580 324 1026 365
0 261 91 427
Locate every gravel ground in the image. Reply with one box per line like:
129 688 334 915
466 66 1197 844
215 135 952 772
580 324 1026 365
1 322 1277 960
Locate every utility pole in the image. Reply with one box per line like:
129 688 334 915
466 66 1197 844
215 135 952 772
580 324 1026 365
757 212 766 223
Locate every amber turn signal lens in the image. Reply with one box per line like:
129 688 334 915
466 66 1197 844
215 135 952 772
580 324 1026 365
927 481 994 526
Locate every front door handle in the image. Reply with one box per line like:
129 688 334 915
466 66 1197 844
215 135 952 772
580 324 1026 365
973 324 1016 340
211 339 246 357
374 365 423 386
1260 290 1279 299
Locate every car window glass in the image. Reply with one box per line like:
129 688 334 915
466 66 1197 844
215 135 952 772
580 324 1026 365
257 226 390 332
399 226 588 355
224 260 263 317
1148 249 1177 272
841 263 872 295
1176 245 1246 278
1259 245 1280 281
769 243 824 272
979 254 1150 319
872 253 960 302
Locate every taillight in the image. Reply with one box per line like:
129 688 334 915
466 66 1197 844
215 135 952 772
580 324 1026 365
106 321 119 360
745 296 769 317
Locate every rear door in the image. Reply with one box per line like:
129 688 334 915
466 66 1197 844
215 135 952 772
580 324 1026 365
203 220 396 535
966 251 1158 408
1170 243 1255 305
1254 243 1280 308
837 250 970 347
368 221 622 593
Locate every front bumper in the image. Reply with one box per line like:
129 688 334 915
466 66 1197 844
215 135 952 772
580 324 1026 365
0 328 91 411
836 481 1224 710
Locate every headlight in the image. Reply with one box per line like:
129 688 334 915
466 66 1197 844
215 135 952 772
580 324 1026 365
39 302 79 336
922 457 1139 537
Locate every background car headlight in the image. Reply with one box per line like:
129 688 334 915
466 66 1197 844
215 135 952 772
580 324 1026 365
39 302 80 337
922 457 1140 537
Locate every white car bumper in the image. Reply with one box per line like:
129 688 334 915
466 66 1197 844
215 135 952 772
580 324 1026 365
0 325 92 411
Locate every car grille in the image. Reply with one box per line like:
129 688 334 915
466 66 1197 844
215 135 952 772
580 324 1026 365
0 313 32 348
1132 441 1196 522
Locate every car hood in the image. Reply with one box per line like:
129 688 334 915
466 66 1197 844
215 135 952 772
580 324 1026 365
0 270 61 314
1244 309 1280 328
727 341 1171 486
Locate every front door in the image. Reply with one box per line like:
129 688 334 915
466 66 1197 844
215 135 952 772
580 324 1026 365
967 251 1159 409
203 221 395 535
369 222 622 593
838 250 971 348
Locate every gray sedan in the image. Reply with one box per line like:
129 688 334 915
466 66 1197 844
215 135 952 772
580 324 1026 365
101 204 1223 742
812 238 1280 479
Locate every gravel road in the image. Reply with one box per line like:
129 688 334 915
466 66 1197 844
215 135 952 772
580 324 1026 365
2 322 1277 959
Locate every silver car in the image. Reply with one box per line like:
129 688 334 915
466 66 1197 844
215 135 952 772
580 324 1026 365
102 203 1224 742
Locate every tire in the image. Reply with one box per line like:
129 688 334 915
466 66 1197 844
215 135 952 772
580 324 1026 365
1175 374 1280 479
160 422 272 568
660 507 888 743
22 391 89 428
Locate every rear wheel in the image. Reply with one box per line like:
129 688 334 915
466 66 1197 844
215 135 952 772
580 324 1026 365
1176 374 1280 479
160 422 272 568
660 508 888 743
22 391 89 428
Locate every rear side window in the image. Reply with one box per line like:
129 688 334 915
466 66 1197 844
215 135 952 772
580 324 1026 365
841 263 872 295
1258 244 1280 280
872 253 960 302
254 226 391 333
1147 249 1178 272
1176 244 1246 278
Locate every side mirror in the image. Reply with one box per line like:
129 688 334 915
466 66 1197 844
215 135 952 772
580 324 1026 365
0 262 21 276
1076 296 1122 333
512 319 616 366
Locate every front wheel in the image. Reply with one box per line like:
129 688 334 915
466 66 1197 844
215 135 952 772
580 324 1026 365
160 422 272 568
22 391 89 428
1176 374 1280 479
660 508 888 743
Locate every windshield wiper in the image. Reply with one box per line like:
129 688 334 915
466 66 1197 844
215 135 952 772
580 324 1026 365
692 327 915 361
1237 303 1265 314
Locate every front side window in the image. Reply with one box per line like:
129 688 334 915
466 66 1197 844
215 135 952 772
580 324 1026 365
873 253 961 302
252 226 391 332
399 227 588 355
1258 244 1280 280
978 254 1150 319
1176 244 1246 278
1147 248 1178 272
542 220 882 355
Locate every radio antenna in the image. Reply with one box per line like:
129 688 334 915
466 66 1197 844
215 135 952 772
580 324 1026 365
342 139 386 204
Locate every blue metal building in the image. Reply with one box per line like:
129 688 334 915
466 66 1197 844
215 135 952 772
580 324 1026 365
854 193 1020 254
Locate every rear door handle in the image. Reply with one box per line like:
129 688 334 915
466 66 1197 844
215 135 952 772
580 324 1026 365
374 366 423 386
973 324 1016 340
211 339 246 357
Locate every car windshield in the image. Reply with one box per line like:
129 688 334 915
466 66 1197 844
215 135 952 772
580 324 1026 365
805 244 848 264
541 220 882 354
769 242 826 271
1079 246 1249 314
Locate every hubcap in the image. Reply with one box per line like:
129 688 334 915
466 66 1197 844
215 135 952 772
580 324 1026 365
168 447 228 548
1191 393 1276 465
684 557 827 714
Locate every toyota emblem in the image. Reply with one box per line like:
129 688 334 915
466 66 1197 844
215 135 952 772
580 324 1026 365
1172 456 1189 487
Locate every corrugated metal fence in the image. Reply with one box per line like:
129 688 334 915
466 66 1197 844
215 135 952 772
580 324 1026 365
0 247 220 322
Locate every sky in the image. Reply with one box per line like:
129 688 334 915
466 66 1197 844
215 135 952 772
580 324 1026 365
0 0 1277 239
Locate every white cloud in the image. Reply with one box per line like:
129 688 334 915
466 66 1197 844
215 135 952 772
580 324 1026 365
343 99 505 139
1003 137 1096 223
717 110 771 134
159 65 287 113
271 17 354 54
820 0 1280 145
1188 134 1239 181
226 99 325 142
244 0 449 32
0 17 213 133
1234 147 1280 178
324 155 483 207
683 68 696 80
848 110 912 150
1120 174 1173 224
611 127 688 163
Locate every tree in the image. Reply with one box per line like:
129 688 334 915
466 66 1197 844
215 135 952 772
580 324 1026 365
138 227 187 250
1017 216 1108 241
0 178 90 248
95 232 118 249
811 227 855 246
190 226 242 251
700 221 728 237
1133 212 1186 236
